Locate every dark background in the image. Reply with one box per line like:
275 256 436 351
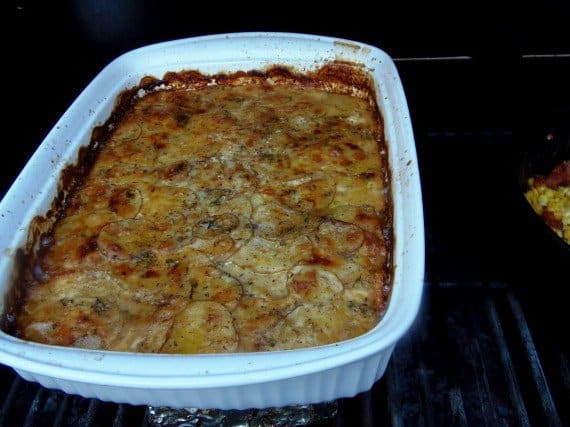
1 1 569 425
4 0 569 283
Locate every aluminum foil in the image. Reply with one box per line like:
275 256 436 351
147 401 338 426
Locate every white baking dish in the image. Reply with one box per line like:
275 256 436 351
0 33 424 409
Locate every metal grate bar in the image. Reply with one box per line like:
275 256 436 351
84 399 100 427
142 407 151 427
384 346 405 427
22 386 45 427
507 293 562 425
112 404 126 427
415 358 434 427
467 310 500 427
357 391 374 427
52 395 70 427
447 387 468 427
0 375 21 426
442 295 497 425
384 332 421 426
561 353 570 393
485 298 530 425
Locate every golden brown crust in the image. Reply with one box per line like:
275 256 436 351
6 63 393 353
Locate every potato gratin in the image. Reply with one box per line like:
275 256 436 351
8 66 393 353
525 160 570 245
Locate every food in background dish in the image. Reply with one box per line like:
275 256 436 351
525 160 570 244
7 65 393 353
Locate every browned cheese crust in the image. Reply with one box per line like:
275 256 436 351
10 64 393 353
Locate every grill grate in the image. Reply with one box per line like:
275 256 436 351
1 282 567 426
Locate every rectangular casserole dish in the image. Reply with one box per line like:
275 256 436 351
0 32 424 409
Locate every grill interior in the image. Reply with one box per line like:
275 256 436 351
2 4 570 424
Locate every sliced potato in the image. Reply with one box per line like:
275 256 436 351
21 271 128 349
251 194 310 239
331 173 385 211
316 220 364 255
99 132 157 166
290 141 380 174
269 301 377 351
161 301 238 354
231 296 295 351
328 204 382 233
110 302 179 353
137 182 197 218
107 187 143 218
70 184 141 219
278 177 336 214
286 266 343 302
190 214 252 262
189 265 243 309
228 236 312 273
221 261 289 299
97 219 158 261
197 190 253 218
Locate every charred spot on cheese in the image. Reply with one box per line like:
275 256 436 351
8 64 393 354
108 187 142 218
159 160 190 181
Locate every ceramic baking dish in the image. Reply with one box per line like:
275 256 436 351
0 33 424 409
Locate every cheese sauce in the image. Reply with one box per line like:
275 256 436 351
12 68 393 353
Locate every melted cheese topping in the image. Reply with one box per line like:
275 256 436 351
16 80 392 353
